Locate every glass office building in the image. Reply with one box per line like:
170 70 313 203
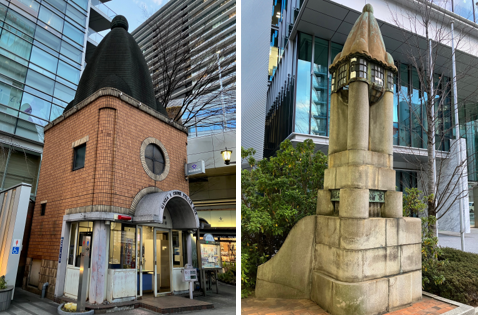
132 0 236 139
263 0 478 181
0 0 114 195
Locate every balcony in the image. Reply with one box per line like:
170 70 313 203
86 27 104 62
89 0 116 33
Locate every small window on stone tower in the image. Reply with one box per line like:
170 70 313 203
73 144 86 170
145 143 165 175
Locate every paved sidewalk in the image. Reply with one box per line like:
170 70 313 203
241 296 456 315
438 228 478 254
0 282 235 315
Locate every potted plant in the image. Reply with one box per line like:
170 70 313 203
0 275 13 311
57 302 94 315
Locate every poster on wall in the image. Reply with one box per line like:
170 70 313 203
122 236 134 268
200 243 222 269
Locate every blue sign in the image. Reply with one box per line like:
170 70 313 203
58 237 64 263
12 247 19 254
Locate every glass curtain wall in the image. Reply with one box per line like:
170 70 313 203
311 37 328 136
0 145 41 195
0 0 86 144
435 0 474 22
268 29 279 80
294 33 343 136
453 0 475 22
295 32 312 134
394 63 451 150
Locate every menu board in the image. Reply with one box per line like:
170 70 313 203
200 243 222 269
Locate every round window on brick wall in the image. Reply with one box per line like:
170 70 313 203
140 137 170 181
145 144 165 175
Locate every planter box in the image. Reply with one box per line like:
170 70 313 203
0 286 13 311
57 303 94 315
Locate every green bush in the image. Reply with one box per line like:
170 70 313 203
425 247 478 305
241 139 327 298
402 188 445 288
0 276 6 290
218 262 236 285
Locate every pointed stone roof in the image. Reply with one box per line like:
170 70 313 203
64 15 167 115
329 4 397 73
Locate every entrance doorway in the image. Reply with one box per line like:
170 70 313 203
154 229 170 295
137 226 171 297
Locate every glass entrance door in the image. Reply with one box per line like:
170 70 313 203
153 229 171 296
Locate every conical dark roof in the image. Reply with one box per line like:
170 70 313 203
64 15 166 115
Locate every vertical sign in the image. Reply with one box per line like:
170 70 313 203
58 237 64 263
11 239 21 255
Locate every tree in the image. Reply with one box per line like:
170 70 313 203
388 0 478 235
139 4 236 129
241 139 327 296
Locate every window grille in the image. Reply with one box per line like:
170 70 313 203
371 64 384 86
387 71 394 90
350 58 367 80
337 63 348 88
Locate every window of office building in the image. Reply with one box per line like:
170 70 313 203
38 6 64 32
268 29 279 79
454 0 474 22
0 146 41 194
311 37 328 136
398 64 411 146
295 32 312 134
0 29 33 61
73 143 86 170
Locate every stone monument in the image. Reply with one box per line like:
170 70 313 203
255 4 422 314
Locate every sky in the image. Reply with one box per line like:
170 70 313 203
102 0 167 33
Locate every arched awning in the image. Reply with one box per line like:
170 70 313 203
134 190 199 229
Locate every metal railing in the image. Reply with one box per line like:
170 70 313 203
87 27 104 45
91 0 116 19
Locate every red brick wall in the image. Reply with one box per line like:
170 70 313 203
27 96 188 261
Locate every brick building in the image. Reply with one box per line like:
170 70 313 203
24 15 199 304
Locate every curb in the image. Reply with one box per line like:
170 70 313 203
423 292 475 315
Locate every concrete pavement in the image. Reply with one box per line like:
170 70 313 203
0 282 236 315
438 228 478 254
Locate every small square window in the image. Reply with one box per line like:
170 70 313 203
73 144 86 170
41 203 46 216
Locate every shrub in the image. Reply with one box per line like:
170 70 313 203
425 247 478 306
402 188 445 288
218 262 236 285
241 140 327 297
0 276 6 290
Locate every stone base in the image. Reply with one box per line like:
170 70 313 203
255 213 422 315
255 216 317 299
311 271 421 315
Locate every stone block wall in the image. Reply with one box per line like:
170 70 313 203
39 259 58 299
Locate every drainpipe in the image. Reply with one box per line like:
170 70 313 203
41 282 49 299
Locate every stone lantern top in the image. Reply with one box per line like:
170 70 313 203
329 4 397 74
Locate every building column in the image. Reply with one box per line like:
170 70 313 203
89 221 109 304
54 220 71 298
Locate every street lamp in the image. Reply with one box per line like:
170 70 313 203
221 147 232 165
